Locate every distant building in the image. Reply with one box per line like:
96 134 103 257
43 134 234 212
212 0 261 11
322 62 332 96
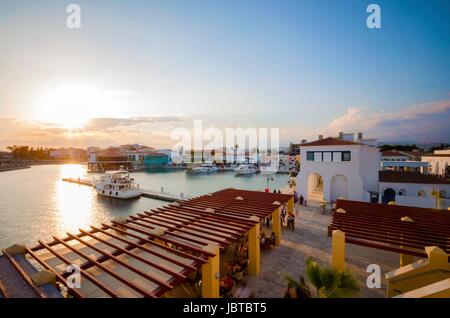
381 150 410 162
421 149 450 177
379 170 450 209
87 148 132 172
144 153 169 167
380 150 429 173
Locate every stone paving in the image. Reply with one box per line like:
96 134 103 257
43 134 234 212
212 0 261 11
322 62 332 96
246 204 400 298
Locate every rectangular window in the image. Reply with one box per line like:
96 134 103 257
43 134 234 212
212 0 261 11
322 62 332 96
314 152 322 162
323 152 332 162
333 152 341 162
306 151 314 161
342 151 351 161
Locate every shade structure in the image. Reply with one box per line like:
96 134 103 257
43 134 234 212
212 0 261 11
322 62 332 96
2 188 292 298
328 200 450 259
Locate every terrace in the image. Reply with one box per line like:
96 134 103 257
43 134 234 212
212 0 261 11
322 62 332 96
0 188 293 298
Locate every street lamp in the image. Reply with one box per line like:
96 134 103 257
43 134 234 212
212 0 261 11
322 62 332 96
265 175 274 192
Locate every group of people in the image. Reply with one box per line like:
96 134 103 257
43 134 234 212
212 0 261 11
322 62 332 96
293 190 307 207
280 203 295 231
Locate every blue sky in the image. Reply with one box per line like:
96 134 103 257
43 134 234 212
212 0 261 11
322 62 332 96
0 0 449 148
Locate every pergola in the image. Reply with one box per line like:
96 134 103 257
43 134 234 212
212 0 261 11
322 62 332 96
2 188 292 298
328 200 450 265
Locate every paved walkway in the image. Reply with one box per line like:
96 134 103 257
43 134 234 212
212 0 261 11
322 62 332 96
246 204 399 298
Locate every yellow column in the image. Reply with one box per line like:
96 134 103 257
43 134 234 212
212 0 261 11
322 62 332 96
287 198 294 215
331 230 345 271
201 243 220 298
272 207 281 246
248 216 260 276
400 253 414 267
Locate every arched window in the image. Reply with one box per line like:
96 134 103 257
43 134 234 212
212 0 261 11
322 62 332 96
398 189 407 196
417 190 425 197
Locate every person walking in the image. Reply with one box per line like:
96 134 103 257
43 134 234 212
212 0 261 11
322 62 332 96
287 213 295 231
299 194 304 205
281 204 286 226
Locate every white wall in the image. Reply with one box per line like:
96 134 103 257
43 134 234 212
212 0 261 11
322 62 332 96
359 146 380 193
297 144 377 202
421 156 450 176
379 182 450 209
330 175 349 201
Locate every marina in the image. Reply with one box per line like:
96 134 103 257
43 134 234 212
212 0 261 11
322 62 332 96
62 177 189 202
0 164 288 249
1 1 449 302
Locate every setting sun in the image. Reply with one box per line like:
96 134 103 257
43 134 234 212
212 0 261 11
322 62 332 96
32 84 126 129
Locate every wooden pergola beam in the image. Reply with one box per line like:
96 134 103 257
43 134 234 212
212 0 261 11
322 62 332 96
53 235 157 298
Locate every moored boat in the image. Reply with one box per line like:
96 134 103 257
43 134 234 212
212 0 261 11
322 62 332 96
93 170 141 199
234 164 257 175
189 163 219 174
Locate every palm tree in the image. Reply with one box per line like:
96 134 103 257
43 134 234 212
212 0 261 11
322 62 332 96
430 189 442 209
304 258 359 298
284 275 311 298
233 144 239 165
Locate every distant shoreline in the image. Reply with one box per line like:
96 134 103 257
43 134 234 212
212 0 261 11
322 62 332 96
0 165 31 172
0 160 86 172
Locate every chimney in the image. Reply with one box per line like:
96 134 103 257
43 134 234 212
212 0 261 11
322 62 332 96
338 132 343 140
357 132 363 141
318 135 323 140
301 139 307 144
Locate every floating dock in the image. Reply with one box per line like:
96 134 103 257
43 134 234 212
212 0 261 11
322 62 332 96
62 178 188 202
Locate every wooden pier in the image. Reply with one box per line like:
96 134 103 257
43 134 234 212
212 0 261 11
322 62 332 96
62 178 188 202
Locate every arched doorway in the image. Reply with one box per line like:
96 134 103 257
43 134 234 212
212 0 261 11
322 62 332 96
307 173 324 202
382 188 396 204
330 175 349 202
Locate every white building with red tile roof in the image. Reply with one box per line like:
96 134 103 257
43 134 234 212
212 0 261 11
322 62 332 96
296 134 380 204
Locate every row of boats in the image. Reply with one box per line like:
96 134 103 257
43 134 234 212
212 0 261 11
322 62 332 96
189 163 278 175
91 163 279 200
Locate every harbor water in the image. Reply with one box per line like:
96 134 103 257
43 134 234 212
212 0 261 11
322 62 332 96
0 164 288 248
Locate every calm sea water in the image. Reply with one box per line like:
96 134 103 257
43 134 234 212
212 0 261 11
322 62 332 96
0 164 288 248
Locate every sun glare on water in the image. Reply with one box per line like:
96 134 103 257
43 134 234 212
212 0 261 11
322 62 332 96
33 84 125 129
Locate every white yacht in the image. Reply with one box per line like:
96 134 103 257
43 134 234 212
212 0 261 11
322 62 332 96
259 160 279 175
189 163 219 173
234 164 257 175
93 171 141 199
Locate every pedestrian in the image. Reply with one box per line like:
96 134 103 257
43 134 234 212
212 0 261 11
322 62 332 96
287 213 295 231
299 194 304 205
277 190 281 194
273 189 277 194
281 204 286 226
304 200 307 207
